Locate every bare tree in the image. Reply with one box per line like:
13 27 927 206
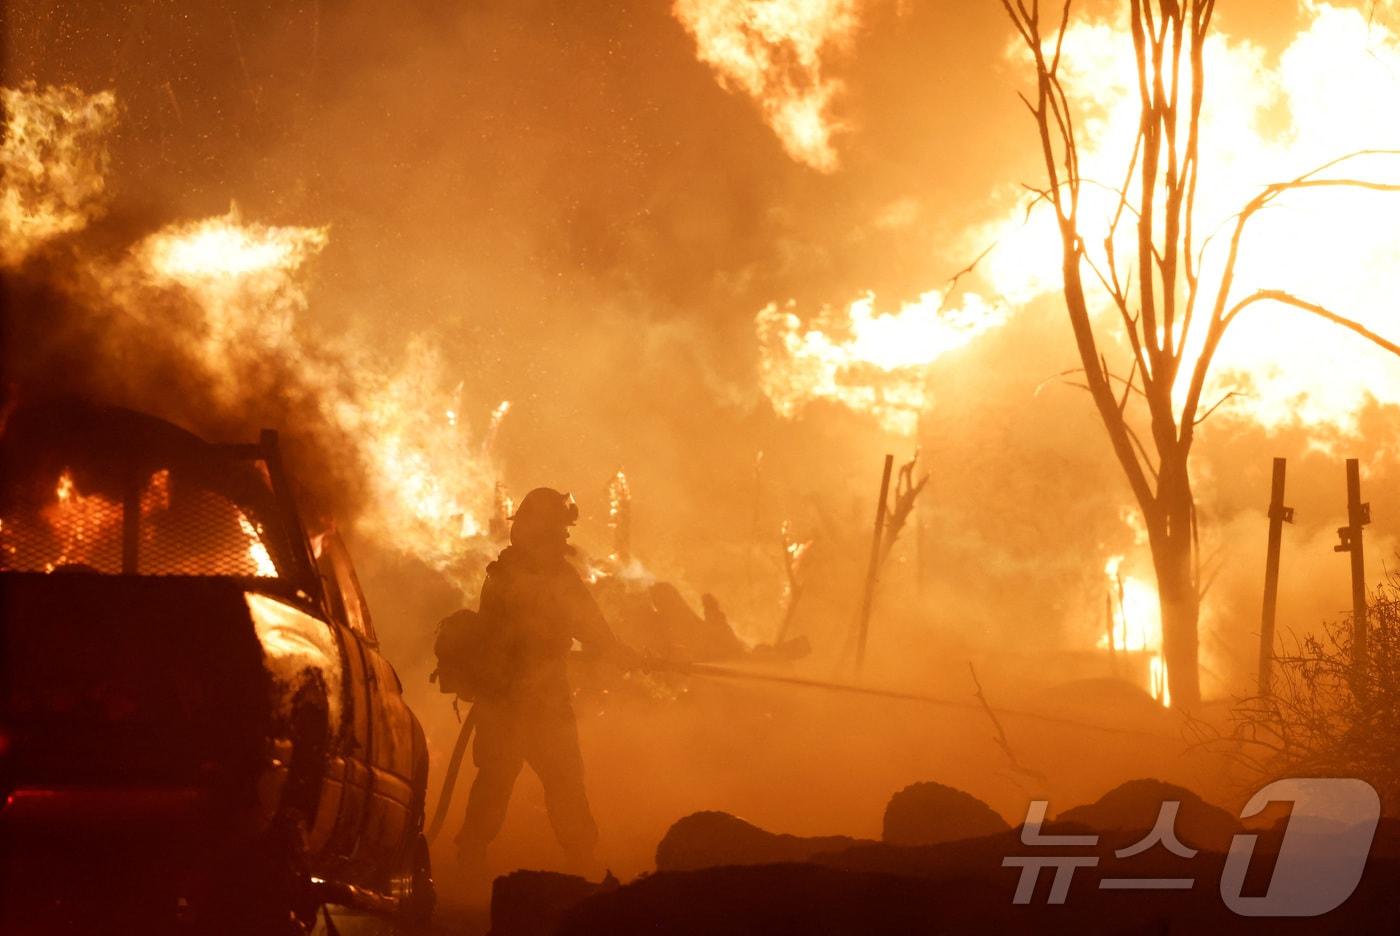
1003 0 1400 706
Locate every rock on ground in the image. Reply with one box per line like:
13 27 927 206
881 781 1011 846
655 810 870 872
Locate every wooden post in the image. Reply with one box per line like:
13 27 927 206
1335 458 1370 686
916 498 926 602
1258 457 1292 697
854 454 895 671
915 415 927 603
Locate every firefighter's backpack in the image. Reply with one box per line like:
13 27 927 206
430 608 509 701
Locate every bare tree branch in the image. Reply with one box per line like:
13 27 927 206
1192 390 1242 427
1224 290 1400 356
969 663 1049 787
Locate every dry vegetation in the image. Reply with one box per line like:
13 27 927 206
1197 570 1400 806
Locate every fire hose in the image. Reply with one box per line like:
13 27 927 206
673 661 1171 737
425 704 476 843
426 658 1168 843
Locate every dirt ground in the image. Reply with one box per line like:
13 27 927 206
410 652 1240 932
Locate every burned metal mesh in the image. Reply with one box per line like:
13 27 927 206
0 492 124 574
0 477 277 578
139 487 275 577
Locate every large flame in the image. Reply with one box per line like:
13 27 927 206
141 209 330 374
145 212 328 283
672 0 860 172
2 88 503 591
144 216 501 583
148 216 500 580
1 83 117 264
979 2 1400 437
757 4 1400 442
756 289 1006 435
134 211 503 583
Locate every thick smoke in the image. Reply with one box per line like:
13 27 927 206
2 216 367 526
1 92 501 590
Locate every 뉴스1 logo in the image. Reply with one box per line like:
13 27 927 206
1002 777 1381 917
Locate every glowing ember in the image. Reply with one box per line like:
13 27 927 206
756 290 1005 435
0 83 117 264
672 0 859 172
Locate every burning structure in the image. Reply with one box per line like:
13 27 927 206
6 0 1400 932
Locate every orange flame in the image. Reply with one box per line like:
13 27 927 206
139 208 329 374
139 469 171 517
138 212 503 584
1100 553 1169 707
1 83 117 264
237 513 278 577
42 469 121 572
0 92 505 590
756 290 1005 435
672 0 860 171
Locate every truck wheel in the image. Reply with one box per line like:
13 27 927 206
393 833 436 931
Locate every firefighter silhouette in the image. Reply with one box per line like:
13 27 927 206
454 487 637 868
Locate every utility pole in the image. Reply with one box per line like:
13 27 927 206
1334 457 1370 689
854 454 894 671
1258 458 1293 697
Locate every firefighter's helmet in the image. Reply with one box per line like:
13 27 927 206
510 487 579 532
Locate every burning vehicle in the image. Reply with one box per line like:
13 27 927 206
0 400 434 932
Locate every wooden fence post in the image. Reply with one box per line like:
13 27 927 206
854 454 895 671
1258 457 1293 696
1334 457 1370 688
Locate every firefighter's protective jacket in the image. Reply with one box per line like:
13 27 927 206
477 545 619 709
